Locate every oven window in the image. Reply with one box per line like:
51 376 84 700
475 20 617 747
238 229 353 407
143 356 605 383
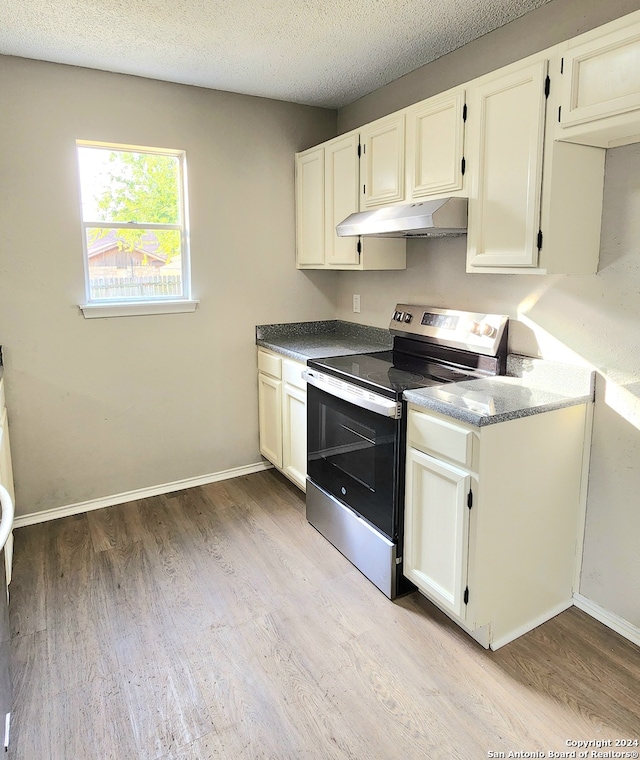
319 411 380 491
307 385 400 539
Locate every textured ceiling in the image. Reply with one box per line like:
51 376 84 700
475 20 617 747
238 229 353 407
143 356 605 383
0 0 552 108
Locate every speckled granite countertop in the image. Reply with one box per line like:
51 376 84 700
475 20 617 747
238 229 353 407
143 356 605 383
256 320 392 362
256 323 595 426
404 355 595 426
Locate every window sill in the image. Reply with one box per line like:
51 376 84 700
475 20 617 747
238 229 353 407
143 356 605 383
79 300 199 319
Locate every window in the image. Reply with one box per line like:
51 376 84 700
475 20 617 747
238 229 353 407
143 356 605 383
76 141 197 317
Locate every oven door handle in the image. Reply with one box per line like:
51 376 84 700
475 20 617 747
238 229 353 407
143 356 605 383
302 370 402 419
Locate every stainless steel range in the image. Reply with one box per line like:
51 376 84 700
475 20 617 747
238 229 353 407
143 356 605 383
303 304 508 599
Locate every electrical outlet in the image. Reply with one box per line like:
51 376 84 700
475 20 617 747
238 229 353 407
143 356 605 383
352 294 361 313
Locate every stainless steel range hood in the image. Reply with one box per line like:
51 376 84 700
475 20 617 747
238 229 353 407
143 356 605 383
336 198 467 238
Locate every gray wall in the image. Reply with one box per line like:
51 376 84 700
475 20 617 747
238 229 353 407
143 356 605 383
334 0 640 628
0 55 337 517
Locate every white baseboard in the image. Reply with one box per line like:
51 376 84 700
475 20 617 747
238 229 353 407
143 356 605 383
573 593 640 648
13 461 272 529
489 599 574 651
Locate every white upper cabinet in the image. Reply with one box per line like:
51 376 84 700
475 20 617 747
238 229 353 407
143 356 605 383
360 113 405 209
295 146 325 267
557 10 640 147
324 133 361 267
295 132 406 271
465 54 605 275
294 10 640 276
466 59 548 270
405 88 467 200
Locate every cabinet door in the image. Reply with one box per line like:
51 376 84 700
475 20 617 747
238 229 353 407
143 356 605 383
466 60 548 270
404 447 470 619
360 114 405 209
282 382 306 490
0 409 14 586
258 373 283 469
295 147 325 267
406 90 466 199
325 133 361 267
0 410 14 508
560 22 640 128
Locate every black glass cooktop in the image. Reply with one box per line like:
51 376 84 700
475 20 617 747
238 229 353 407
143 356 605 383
308 350 477 398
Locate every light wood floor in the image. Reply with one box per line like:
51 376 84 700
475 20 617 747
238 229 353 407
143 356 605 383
8 469 640 759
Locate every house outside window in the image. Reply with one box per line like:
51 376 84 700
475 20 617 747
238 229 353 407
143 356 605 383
76 141 197 318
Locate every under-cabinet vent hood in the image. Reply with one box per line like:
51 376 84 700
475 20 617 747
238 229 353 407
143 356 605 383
336 198 467 238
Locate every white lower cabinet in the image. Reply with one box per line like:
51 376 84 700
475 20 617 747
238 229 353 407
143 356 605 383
257 349 306 491
404 402 590 650
405 449 471 619
0 378 15 585
258 372 283 469
282 371 307 490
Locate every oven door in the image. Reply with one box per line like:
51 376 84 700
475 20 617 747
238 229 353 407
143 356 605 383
306 383 401 540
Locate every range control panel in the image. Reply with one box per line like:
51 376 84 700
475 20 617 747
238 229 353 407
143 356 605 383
390 304 508 356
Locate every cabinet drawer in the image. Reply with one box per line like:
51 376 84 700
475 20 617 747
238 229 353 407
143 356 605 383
258 350 282 379
282 359 306 391
408 409 474 468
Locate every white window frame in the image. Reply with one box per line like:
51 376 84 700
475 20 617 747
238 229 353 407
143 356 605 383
76 140 198 318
